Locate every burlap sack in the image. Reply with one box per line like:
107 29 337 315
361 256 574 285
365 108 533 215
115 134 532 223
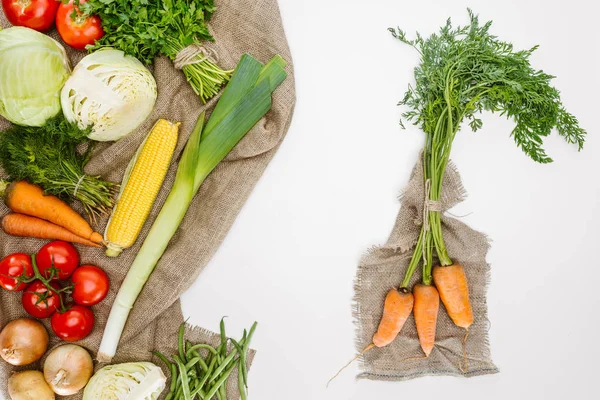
0 0 295 398
354 156 498 380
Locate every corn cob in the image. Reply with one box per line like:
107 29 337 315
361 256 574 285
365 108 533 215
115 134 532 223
104 119 180 257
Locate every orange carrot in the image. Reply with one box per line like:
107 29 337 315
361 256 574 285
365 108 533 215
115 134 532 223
2 214 102 248
432 264 473 329
413 284 440 357
1 181 103 244
372 289 415 347
328 288 414 386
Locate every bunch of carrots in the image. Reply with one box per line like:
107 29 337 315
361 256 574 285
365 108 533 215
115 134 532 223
332 10 586 381
0 180 103 248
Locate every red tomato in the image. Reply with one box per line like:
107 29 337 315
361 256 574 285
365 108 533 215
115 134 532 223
71 265 109 306
22 280 62 318
51 305 94 342
1 0 60 32
55 0 103 50
36 241 80 281
0 253 34 292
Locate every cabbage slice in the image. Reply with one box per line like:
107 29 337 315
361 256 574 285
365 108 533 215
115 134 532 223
61 49 157 142
82 362 166 400
0 27 71 127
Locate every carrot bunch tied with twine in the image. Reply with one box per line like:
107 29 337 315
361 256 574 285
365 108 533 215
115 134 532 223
330 9 586 383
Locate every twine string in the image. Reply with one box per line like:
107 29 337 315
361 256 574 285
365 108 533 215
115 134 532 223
73 175 86 198
174 44 218 69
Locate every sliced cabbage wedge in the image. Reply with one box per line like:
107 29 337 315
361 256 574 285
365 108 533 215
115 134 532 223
82 362 166 400
61 49 157 142
0 27 71 127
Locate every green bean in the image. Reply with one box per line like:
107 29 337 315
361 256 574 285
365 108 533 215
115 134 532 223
186 344 219 359
204 360 238 400
241 322 257 387
207 347 240 385
178 323 187 362
169 363 178 393
238 361 247 400
175 356 192 400
219 317 227 359
230 338 247 390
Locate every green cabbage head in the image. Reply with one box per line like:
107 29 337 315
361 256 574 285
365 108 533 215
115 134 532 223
82 362 166 400
0 27 71 126
61 49 157 142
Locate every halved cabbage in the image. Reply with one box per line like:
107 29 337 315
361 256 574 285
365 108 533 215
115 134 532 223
82 362 166 400
0 27 71 127
61 49 157 142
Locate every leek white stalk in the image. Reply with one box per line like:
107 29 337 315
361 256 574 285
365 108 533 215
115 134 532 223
98 54 288 362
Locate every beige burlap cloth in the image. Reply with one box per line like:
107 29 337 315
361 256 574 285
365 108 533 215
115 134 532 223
0 0 295 398
354 156 498 380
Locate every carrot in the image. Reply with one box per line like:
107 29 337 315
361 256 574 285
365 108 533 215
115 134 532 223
2 213 102 248
1 181 103 244
432 264 473 329
328 288 414 386
372 289 414 347
413 284 439 357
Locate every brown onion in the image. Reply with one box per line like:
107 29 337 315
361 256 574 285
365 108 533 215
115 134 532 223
0 319 49 366
8 370 55 400
43 344 94 396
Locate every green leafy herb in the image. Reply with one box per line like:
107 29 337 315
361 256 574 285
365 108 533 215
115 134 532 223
391 9 586 164
392 10 587 285
79 0 230 103
0 116 117 221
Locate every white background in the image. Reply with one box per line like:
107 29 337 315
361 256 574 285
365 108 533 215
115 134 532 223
181 0 600 399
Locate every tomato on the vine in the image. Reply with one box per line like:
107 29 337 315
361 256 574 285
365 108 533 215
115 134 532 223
36 241 80 281
56 0 103 50
71 265 109 306
0 253 34 292
22 280 62 318
51 305 94 342
1 0 60 32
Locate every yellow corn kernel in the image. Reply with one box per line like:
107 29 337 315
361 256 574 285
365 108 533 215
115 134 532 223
104 119 180 257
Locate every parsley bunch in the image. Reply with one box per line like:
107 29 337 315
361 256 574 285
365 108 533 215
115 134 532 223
394 10 586 287
79 0 230 103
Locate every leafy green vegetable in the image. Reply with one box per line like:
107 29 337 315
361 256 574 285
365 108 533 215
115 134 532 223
391 9 586 165
79 0 229 103
0 27 71 127
393 10 587 284
83 362 166 399
61 49 157 142
0 116 117 221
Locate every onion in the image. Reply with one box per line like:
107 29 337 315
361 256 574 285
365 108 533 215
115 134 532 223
0 319 49 366
43 344 94 396
8 370 55 400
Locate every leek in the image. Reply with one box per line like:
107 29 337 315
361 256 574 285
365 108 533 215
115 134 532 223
98 54 288 362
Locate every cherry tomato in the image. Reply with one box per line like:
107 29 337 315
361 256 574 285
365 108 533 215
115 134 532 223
51 305 94 342
22 280 62 318
0 253 34 292
56 0 103 50
36 241 80 281
1 0 60 32
71 265 109 306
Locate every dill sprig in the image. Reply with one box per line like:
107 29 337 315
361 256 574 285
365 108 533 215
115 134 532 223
0 116 117 222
